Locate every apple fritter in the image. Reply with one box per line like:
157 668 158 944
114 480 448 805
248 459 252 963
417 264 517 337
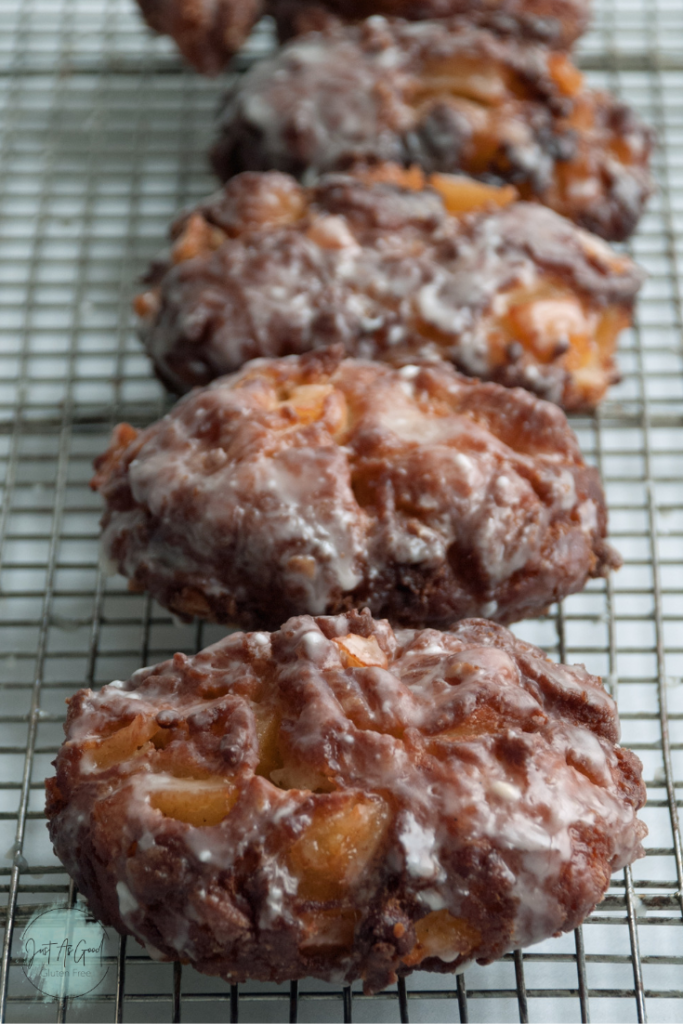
46 611 646 993
136 168 644 409
212 17 653 241
271 0 591 50
91 349 621 630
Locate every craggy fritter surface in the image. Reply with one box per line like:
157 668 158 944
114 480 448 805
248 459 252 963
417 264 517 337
46 612 647 993
271 0 591 49
136 169 644 409
135 0 264 74
92 350 621 630
211 17 653 241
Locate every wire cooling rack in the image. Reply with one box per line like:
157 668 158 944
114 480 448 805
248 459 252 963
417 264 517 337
0 0 682 1020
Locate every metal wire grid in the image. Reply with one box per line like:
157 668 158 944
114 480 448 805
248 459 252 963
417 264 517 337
0 0 682 1020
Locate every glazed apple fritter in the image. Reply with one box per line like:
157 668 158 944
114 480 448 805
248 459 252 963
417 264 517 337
136 168 644 409
92 349 621 631
46 611 646 994
271 0 592 49
212 17 654 241
134 0 590 75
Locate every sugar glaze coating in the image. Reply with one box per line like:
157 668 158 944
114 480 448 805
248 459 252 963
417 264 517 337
92 350 621 630
271 0 592 49
46 612 647 993
212 17 653 241
136 169 644 408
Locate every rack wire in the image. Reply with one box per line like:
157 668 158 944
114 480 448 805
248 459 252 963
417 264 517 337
0 0 681 1020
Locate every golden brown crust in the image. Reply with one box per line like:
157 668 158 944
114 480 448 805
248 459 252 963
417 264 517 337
211 17 654 241
135 0 264 74
136 168 644 409
92 350 621 630
46 612 646 993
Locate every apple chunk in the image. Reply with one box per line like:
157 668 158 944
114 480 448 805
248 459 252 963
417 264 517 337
253 703 283 779
402 909 480 967
149 779 239 826
85 715 159 770
430 174 518 215
289 796 390 901
428 705 504 751
299 908 359 956
332 634 388 669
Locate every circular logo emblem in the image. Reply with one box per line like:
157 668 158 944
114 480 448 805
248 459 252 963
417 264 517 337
20 902 110 999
